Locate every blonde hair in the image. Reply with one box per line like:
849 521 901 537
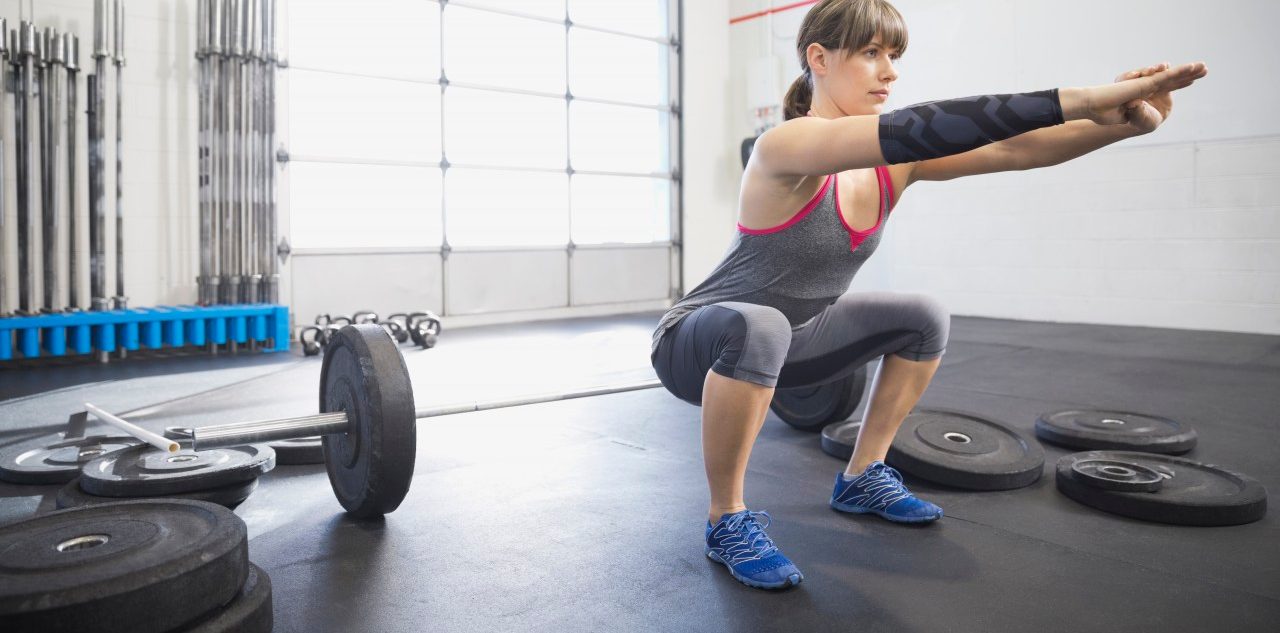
782 0 909 120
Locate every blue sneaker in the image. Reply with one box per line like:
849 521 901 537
705 510 803 590
831 461 943 523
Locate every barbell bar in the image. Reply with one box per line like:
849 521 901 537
189 380 663 451
104 324 662 519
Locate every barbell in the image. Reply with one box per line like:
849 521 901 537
186 324 661 518
88 324 865 519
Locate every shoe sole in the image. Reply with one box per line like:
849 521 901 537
830 500 943 523
705 549 803 590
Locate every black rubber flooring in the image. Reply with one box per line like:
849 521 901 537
2 313 1278 632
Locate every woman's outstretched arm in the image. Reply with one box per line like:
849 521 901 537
753 62 1207 179
970 63 1193 175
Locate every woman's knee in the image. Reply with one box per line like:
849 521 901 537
897 294 950 360
708 303 792 386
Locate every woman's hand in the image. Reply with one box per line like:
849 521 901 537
1114 62 1175 134
1078 61 1207 126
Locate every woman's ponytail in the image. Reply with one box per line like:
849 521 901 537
782 71 813 120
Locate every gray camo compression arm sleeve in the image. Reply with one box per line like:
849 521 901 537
878 88 1065 164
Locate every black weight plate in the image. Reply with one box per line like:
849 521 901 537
1035 409 1197 454
321 324 417 518
1069 458 1163 493
79 444 276 497
0 434 142 485
820 420 863 461
770 366 867 432
173 563 273 633
56 477 260 511
270 436 325 465
0 499 248 633
1055 451 1268 526
887 409 1044 490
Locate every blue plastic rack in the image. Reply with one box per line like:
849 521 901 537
0 304 290 361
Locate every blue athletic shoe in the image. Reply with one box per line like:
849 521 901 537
705 510 803 590
831 461 943 523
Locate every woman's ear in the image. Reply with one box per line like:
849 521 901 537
806 43 830 77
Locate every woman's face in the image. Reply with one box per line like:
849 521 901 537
808 33 901 118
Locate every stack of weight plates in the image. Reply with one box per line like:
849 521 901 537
55 444 276 510
0 432 141 486
1055 450 1267 526
0 499 273 632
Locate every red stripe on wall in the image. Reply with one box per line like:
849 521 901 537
729 0 821 25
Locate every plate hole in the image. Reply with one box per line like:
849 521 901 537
1100 465 1135 477
167 455 199 463
57 534 110 552
1100 418 1126 425
943 432 971 444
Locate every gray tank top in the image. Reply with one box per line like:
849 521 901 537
652 166 896 352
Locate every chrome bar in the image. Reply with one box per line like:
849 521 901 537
191 412 350 450
0 21 9 315
112 0 127 309
185 379 662 451
414 379 662 419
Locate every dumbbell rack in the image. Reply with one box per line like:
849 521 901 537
0 303 288 361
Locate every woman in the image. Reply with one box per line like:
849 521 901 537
649 0 1207 590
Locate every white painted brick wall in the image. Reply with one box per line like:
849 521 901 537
885 137 1280 334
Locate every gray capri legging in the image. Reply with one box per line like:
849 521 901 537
651 292 950 406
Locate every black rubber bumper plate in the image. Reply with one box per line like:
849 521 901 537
0 434 141 485
1035 409 1197 454
172 563 273 633
56 477 260 511
0 499 248 633
269 436 325 465
1055 450 1267 526
887 409 1044 490
321 324 417 518
770 366 867 432
820 420 863 461
79 444 275 497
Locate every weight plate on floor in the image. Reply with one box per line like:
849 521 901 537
79 444 275 497
172 563 273 633
1055 451 1268 526
1035 409 1197 454
1068 458 1163 492
0 499 248 633
56 477 260 511
820 420 863 461
321 324 417 518
770 366 867 432
269 436 325 465
0 434 142 485
887 409 1044 490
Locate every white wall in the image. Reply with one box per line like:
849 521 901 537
0 0 199 310
714 0 1280 334
680 0 738 293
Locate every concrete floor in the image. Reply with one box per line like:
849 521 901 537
2 312 1278 632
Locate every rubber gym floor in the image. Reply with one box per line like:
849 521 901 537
2 312 1277 632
